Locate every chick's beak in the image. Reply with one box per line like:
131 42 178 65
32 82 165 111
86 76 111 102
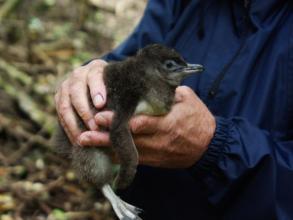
183 63 204 74
167 63 204 84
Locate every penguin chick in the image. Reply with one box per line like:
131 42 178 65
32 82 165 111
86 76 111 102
104 44 203 189
53 44 203 220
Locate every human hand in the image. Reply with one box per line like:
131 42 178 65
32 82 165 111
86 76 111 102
54 59 108 145
81 86 216 168
131 86 216 168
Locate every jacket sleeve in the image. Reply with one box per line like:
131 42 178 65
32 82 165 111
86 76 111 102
190 116 293 219
101 0 180 61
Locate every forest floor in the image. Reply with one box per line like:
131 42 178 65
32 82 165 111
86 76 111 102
0 0 146 219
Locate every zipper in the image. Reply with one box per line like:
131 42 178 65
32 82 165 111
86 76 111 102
207 6 250 99
207 41 246 99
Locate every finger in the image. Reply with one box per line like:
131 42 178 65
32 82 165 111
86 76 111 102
58 115 75 144
87 60 107 108
95 111 114 128
79 131 111 146
87 59 107 68
55 92 74 143
55 86 75 143
69 79 97 131
57 81 82 143
129 115 162 134
133 133 164 150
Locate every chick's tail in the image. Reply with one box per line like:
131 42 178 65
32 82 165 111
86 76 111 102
102 184 143 220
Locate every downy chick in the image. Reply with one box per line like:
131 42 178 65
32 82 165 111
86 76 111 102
53 44 204 220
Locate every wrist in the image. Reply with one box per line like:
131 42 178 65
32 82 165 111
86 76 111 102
199 113 216 153
189 116 231 175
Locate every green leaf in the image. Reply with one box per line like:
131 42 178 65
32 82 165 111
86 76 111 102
51 209 67 220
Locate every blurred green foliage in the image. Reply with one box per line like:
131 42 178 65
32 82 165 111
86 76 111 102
0 0 146 219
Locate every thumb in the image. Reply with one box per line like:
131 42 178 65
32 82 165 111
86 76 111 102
175 86 195 103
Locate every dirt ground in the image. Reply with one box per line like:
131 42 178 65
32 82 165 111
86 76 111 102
0 0 146 219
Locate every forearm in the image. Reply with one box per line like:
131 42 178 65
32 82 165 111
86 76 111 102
189 116 293 218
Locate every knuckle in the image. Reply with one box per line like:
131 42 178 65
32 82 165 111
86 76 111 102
88 69 102 82
178 85 193 95
97 67 104 76
59 83 68 98
186 88 195 96
59 104 70 116
90 59 102 67
170 127 182 142
163 119 175 134
71 68 85 80
72 69 80 78
181 85 192 91
78 108 91 121
90 59 107 67
73 66 84 73
60 80 68 90
69 82 83 94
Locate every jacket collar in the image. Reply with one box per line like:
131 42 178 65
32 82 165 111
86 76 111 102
234 0 288 32
247 0 287 22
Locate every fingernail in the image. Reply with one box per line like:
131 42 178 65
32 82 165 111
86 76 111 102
94 93 104 106
79 134 89 145
88 119 97 131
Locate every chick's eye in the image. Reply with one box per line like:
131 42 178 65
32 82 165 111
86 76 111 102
164 60 177 70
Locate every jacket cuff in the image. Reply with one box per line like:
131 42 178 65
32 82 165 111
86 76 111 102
188 116 231 177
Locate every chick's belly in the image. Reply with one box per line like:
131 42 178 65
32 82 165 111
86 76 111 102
134 100 168 116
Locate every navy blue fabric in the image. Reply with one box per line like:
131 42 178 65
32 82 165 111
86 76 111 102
102 0 293 219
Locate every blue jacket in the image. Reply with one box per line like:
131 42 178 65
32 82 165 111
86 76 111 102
102 0 293 219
